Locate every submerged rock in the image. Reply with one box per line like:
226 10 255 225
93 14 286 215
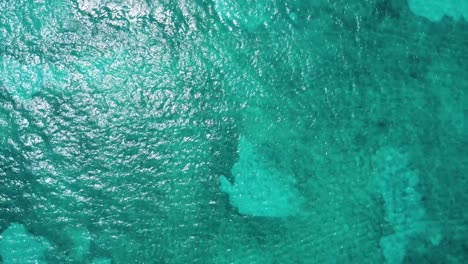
220 137 302 217
0 223 50 264
65 227 92 262
408 0 468 21
372 147 442 264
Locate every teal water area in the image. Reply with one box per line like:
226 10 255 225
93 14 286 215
0 0 467 263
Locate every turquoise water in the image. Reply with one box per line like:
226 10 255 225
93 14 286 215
0 0 467 263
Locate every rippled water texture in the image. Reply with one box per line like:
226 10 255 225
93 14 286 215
1 0 467 263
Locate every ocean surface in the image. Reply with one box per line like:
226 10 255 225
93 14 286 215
0 0 467 263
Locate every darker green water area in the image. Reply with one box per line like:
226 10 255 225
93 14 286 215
0 0 467 263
